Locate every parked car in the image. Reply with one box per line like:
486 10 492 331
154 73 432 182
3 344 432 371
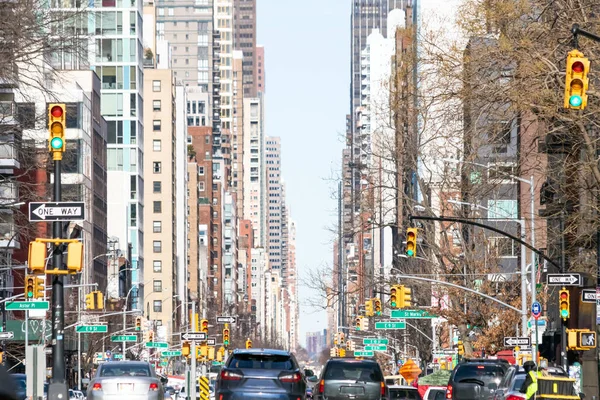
423 386 446 400
215 348 306 400
86 361 167 400
446 359 509 400
389 385 422 399
316 357 388 400
493 365 570 400
10 373 27 400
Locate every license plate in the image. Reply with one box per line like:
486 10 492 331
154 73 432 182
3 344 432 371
340 386 364 395
118 384 134 392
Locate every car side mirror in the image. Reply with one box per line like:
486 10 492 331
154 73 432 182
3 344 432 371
160 376 168 384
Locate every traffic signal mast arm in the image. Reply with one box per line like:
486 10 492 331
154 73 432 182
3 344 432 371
572 24 600 44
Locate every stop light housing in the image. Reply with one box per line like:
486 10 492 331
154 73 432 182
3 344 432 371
94 291 104 310
246 339 252 349
28 241 47 274
373 298 382 315
223 328 230 347
48 104 66 160
355 316 362 331
401 286 412 309
559 288 570 320
390 285 399 309
25 275 35 299
85 293 95 310
182 341 190 357
339 332 345 344
365 299 374 317
360 317 369 331
201 319 209 334
135 316 142 331
148 331 154 342
66 242 83 272
339 348 346 357
406 228 418 257
34 276 44 299
564 49 590 110
458 340 465 355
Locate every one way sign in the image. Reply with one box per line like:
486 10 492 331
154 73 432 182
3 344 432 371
582 289 597 303
29 202 85 222
546 273 583 287
503 337 531 347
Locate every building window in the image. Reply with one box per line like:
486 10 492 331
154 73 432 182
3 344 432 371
153 300 162 312
487 199 518 219
153 162 161 173
153 221 162 233
153 280 162 292
153 201 162 213
153 241 162 253
153 80 161 92
153 140 161 151
153 260 162 273
153 120 161 131
199 166 204 175
153 100 161 111
153 181 162 193
488 237 517 258
199 181 205 191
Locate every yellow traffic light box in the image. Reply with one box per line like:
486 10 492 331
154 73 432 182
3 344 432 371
365 299 374 317
405 227 418 257
28 241 47 274
564 49 590 110
48 104 66 160
559 288 570 320
66 242 83 272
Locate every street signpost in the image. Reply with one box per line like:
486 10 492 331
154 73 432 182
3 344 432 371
363 338 389 345
145 342 168 349
76 325 108 333
181 332 207 341
531 301 542 319
0 332 14 339
113 354 123 360
391 310 435 319
28 202 85 222
546 273 583 286
364 345 387 351
216 316 237 324
582 289 597 303
375 321 406 330
207 337 216 346
354 351 374 357
503 337 531 347
111 335 137 342
162 351 182 357
6 301 49 310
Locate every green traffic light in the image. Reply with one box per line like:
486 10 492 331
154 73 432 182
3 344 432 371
406 250 414 256
51 137 64 149
391 301 396 307
27 291 33 298
561 309 569 318
569 95 583 107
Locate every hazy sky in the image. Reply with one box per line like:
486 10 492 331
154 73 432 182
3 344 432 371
257 0 349 347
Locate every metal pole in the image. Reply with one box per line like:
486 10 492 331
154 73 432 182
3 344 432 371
123 306 126 360
520 221 528 348
51 158 65 381
530 177 537 362
1 277 6 366
77 283 81 390
560 216 568 369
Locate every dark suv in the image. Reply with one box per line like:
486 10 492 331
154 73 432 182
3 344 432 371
316 358 388 400
446 359 509 400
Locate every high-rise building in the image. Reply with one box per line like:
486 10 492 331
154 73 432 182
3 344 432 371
256 45 265 93
231 50 245 218
233 0 257 97
266 137 282 272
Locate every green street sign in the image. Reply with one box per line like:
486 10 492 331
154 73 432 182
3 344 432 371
111 335 137 342
375 321 406 330
363 338 389 345
354 351 374 357
145 342 168 349
6 301 49 310
160 362 168 367
114 354 123 359
76 325 108 333
365 345 387 351
391 310 435 319
162 351 182 357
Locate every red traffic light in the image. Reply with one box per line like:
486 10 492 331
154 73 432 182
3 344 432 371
561 292 568 299
572 61 584 73
51 105 64 118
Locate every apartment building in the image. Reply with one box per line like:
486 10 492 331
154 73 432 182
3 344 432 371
265 137 282 272
233 0 257 97
256 45 265 93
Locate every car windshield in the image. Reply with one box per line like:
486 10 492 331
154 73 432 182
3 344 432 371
454 365 505 387
512 376 526 391
228 354 294 370
325 362 383 382
100 364 151 377
390 388 421 399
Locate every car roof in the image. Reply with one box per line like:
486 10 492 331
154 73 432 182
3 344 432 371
389 385 418 390
232 348 291 356
328 357 378 363
461 358 509 364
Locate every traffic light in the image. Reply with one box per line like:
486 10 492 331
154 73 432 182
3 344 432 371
405 227 418 257
217 349 223 362
182 341 190 357
148 331 154 342
223 327 230 347
135 316 142 331
564 49 590 110
559 288 570 320
93 291 104 310
360 317 369 331
66 242 83 272
85 293 95 310
200 319 209 334
208 347 215 360
339 332 345 344
355 316 362 331
373 298 382 316
390 285 399 309
48 104 66 160
400 286 412 309
458 340 465 356
25 275 35 299
33 276 44 299
330 347 336 357
365 299 374 317
28 241 47 274
246 339 252 349
339 348 346 357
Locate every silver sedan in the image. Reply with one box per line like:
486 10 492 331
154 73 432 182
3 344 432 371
87 361 166 400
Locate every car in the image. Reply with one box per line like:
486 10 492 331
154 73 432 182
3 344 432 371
316 357 388 400
423 386 446 400
10 373 27 400
306 387 314 399
493 365 570 400
389 385 422 399
446 359 508 400
86 361 167 400
215 348 306 400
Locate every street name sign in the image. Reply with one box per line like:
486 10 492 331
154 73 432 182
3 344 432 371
363 338 389 345
207 337 216 346
216 316 237 324
113 354 123 359
391 310 435 319
0 332 14 339
29 202 85 222
181 332 207 341
145 342 168 349
161 351 182 357
582 289 597 303
6 301 49 310
354 351 374 357
76 325 108 333
546 273 582 287
531 301 542 319
503 337 531 347
111 335 137 342
364 345 387 351
375 321 406 330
